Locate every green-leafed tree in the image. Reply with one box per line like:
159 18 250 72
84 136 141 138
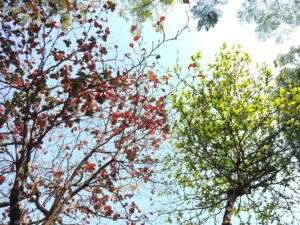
163 45 300 224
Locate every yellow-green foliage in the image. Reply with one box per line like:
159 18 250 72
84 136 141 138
166 44 300 224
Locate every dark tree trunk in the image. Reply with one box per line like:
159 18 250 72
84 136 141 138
222 191 238 225
10 171 24 225
10 148 31 225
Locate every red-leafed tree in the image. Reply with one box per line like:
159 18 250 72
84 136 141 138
0 1 181 224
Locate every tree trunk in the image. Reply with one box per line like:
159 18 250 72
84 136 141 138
43 201 62 225
10 168 24 225
10 189 22 225
43 216 56 225
222 191 237 225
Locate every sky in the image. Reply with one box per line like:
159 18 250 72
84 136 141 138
114 0 300 73
159 1 300 67
108 0 300 85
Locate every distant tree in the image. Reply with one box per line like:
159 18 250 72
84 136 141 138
275 46 300 163
163 45 300 224
191 0 228 31
0 1 183 224
191 0 300 42
237 0 300 42
276 45 300 85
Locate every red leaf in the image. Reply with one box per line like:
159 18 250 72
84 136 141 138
197 74 205 79
30 42 38 48
113 213 120 220
94 21 102 28
0 175 5 185
88 62 96 71
133 36 140 42
163 133 167 140
85 162 96 172
45 97 51 102
21 7 27 13
149 130 155 135
188 62 197 68
103 205 113 216
131 25 137 31
149 73 157 82
129 208 135 214
103 205 111 211
54 171 64 177
159 16 166 22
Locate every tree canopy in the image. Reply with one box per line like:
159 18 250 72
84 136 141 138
8 0 300 41
163 45 300 224
5 0 175 32
0 1 174 224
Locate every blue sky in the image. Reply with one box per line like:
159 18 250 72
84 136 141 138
109 1 300 84
163 1 300 65
129 1 300 68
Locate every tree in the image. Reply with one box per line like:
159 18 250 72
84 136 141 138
7 0 175 32
18 0 298 42
191 0 300 42
163 45 300 224
191 0 228 31
1 0 81 31
0 1 180 224
276 45 300 85
237 0 300 42
275 45 300 163
116 0 175 23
